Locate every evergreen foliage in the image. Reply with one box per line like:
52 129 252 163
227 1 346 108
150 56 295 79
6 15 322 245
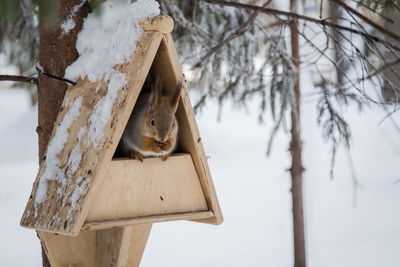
0 0 38 74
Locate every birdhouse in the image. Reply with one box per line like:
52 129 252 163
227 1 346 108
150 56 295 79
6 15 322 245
20 14 222 266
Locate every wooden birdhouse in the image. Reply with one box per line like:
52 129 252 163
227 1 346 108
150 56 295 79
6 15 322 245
20 14 222 266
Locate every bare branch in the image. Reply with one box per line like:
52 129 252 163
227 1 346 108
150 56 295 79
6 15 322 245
0 75 38 85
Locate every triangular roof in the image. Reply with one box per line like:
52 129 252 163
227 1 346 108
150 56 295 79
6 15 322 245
21 15 222 236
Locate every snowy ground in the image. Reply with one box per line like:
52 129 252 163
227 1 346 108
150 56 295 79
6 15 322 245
0 80 399 266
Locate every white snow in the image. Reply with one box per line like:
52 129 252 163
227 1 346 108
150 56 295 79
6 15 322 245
77 125 87 141
68 176 89 217
87 72 127 147
64 0 160 82
61 1 87 35
34 96 83 205
61 18 76 35
68 144 82 174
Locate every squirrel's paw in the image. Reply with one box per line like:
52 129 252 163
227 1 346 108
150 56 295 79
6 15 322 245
128 151 144 162
161 154 170 161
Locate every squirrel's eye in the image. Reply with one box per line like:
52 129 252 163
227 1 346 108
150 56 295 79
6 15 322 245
172 122 175 128
151 120 155 126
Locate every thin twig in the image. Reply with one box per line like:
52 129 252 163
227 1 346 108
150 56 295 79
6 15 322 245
198 0 400 51
0 75 38 85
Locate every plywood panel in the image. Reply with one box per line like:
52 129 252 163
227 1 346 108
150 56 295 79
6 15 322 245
85 154 208 222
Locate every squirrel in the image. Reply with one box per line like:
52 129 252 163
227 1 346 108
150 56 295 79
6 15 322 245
118 75 182 161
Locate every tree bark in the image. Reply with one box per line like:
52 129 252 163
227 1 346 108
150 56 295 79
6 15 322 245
328 1 348 86
289 0 306 267
37 1 89 265
383 7 400 103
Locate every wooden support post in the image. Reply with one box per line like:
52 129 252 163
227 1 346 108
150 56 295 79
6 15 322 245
96 227 126 266
125 224 153 267
39 231 96 266
39 224 152 267
96 224 152 267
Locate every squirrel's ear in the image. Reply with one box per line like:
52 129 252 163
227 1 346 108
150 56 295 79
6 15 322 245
154 75 163 97
171 82 182 113
148 91 156 113
149 75 162 112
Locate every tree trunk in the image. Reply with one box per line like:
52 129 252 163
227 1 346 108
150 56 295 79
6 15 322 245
37 1 89 265
328 1 348 86
383 7 400 103
289 0 306 266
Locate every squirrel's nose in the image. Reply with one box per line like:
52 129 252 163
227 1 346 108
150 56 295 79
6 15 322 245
158 135 168 143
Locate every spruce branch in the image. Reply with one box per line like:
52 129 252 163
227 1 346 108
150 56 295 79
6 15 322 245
330 0 400 42
192 0 272 68
349 0 394 23
198 0 400 51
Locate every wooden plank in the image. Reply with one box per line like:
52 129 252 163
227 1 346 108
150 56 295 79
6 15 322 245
82 211 214 231
150 34 223 225
21 31 164 236
39 230 96 267
125 224 152 267
85 154 208 223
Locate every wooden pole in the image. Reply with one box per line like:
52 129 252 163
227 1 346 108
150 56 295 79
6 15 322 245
289 0 306 266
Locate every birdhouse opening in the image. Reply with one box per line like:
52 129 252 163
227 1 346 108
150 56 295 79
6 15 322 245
112 67 185 160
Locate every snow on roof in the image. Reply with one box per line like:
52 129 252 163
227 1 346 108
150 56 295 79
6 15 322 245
65 0 160 82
